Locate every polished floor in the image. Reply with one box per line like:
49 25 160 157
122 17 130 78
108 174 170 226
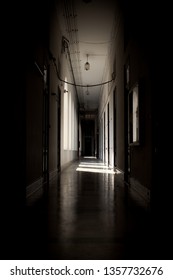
19 157 167 260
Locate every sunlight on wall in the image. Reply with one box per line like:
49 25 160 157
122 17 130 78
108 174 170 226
71 98 74 149
74 104 78 150
63 77 78 151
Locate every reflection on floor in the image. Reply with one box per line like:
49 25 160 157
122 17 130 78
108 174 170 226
22 158 168 259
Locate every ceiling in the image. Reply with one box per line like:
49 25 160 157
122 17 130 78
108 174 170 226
57 0 117 116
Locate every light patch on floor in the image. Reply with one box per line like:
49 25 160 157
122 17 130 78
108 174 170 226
76 167 116 174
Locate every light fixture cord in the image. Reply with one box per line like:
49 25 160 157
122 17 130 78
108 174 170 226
50 53 115 88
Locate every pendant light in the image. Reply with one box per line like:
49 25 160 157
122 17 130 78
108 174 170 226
84 54 90 70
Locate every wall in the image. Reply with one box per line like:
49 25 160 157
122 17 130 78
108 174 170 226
49 6 62 177
26 59 44 186
98 1 154 208
98 5 124 171
26 1 79 194
60 48 79 169
114 16 125 172
2 0 52 257
26 1 50 188
123 2 153 207
48 3 79 173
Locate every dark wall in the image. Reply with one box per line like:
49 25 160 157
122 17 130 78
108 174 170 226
122 0 163 191
26 54 44 185
121 0 173 247
1 0 53 258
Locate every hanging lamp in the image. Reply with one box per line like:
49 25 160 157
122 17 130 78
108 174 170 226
84 54 90 70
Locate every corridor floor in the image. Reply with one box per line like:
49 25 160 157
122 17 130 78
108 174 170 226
24 158 161 260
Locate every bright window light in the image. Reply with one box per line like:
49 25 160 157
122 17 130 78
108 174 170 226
71 98 74 149
84 156 96 159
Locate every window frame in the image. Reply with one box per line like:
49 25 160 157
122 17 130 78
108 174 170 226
128 83 140 146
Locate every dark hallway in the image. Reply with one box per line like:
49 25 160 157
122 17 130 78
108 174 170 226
1 0 173 264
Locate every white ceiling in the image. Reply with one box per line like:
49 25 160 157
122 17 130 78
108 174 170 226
57 0 116 113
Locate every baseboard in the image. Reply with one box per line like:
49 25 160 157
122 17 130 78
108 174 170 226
61 158 78 172
115 167 124 181
49 169 58 181
26 177 43 198
26 161 76 200
129 177 150 210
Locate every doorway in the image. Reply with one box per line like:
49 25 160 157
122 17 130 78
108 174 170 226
81 119 95 157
